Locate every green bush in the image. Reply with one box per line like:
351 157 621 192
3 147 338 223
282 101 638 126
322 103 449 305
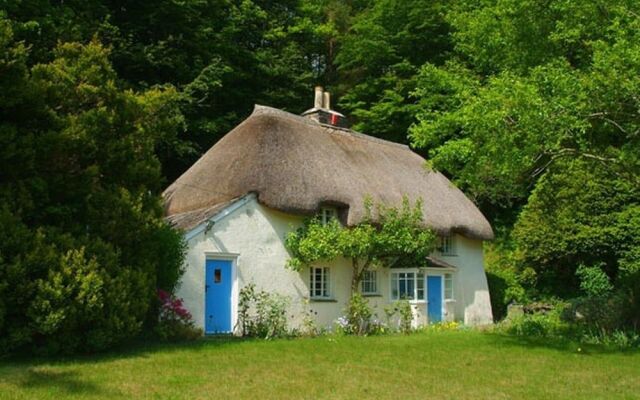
0 226 182 355
486 268 528 321
581 329 640 349
345 293 374 335
498 302 572 338
0 37 185 355
576 263 613 298
237 284 290 339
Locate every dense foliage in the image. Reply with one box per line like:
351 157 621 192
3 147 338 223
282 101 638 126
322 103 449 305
0 18 184 354
403 1 640 321
2 0 640 351
285 198 435 291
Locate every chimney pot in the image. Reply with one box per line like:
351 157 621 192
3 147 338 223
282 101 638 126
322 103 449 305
314 86 324 109
302 86 347 128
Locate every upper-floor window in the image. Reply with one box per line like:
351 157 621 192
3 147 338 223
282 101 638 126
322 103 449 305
320 207 338 225
438 235 456 256
310 266 331 299
361 270 378 295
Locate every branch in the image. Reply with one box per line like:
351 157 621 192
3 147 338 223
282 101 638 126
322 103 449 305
587 112 630 136
530 147 620 179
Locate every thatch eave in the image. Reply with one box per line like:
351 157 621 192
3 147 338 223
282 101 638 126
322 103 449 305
164 105 494 241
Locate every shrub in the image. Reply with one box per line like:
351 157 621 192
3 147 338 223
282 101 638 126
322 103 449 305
576 263 613 298
498 302 572 338
616 268 640 331
581 329 640 349
344 293 373 335
237 284 289 339
384 300 413 334
0 39 185 355
155 290 201 341
486 268 528 321
0 224 184 355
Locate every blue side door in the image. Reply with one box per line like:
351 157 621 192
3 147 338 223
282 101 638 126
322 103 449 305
427 275 443 323
205 259 233 334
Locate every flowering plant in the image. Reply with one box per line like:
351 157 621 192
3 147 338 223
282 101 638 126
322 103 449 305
155 289 201 340
158 289 192 322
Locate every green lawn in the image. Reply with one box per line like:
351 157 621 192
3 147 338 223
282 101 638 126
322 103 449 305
1 331 638 399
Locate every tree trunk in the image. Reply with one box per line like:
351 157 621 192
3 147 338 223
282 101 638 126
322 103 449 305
350 258 371 295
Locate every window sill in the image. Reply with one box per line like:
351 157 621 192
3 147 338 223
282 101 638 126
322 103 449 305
309 298 337 303
362 293 382 297
392 299 426 304
445 299 456 303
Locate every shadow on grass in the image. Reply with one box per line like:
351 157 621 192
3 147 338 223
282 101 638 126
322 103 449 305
0 335 249 369
482 332 640 356
20 368 113 395
0 335 263 396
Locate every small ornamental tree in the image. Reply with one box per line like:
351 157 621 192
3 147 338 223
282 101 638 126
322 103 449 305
285 197 436 294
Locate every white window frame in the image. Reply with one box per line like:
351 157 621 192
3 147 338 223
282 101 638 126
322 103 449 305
389 270 425 302
320 207 338 225
444 273 454 300
309 266 331 299
361 270 378 295
438 234 456 256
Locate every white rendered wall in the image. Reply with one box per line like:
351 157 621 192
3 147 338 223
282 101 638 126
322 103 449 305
438 235 494 325
176 197 493 333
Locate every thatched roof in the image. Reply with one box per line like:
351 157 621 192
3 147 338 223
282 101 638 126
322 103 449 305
164 105 494 240
165 198 239 231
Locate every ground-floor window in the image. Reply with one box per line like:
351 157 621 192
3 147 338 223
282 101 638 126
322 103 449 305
310 266 331 299
361 270 378 295
444 273 454 300
390 271 425 301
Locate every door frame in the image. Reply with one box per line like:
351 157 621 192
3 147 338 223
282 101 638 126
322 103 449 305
204 252 239 334
425 271 446 323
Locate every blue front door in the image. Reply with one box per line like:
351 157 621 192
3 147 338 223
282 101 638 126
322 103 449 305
427 275 443 323
205 259 233 333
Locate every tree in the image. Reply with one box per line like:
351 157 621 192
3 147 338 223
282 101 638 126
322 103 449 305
334 0 453 143
513 160 640 297
0 21 185 354
409 1 640 211
285 198 435 293
3 0 336 180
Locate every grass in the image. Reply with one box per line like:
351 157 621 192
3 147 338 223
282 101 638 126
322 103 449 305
1 331 639 399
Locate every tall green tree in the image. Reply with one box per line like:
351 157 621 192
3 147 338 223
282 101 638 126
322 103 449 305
0 19 184 354
334 0 452 143
407 0 640 302
3 0 336 180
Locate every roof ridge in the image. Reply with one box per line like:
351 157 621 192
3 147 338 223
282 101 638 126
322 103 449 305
252 104 410 151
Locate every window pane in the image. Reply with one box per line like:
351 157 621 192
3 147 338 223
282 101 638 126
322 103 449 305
399 279 406 298
391 273 398 299
362 270 377 294
310 267 330 298
407 277 415 300
444 273 453 299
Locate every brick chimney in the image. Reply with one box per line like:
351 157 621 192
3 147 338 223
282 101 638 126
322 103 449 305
302 86 347 128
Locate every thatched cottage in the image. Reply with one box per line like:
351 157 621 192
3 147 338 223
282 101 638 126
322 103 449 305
164 88 494 334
